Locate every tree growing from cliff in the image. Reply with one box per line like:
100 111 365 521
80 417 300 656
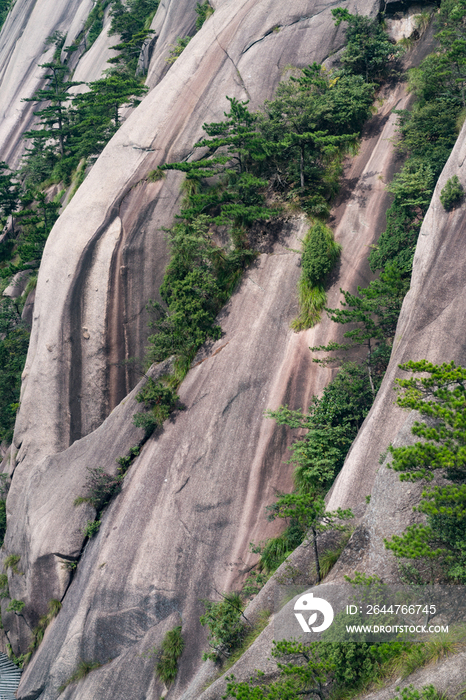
267 363 373 493
312 262 410 396
260 66 372 215
332 8 402 81
385 361 466 583
22 58 82 184
0 162 20 234
267 492 353 583
108 0 159 73
225 640 334 700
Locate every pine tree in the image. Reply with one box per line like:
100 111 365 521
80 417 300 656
0 163 20 234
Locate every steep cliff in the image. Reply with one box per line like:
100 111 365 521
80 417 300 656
0 0 462 699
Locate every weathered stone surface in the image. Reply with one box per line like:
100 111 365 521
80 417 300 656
13 12 427 699
3 1 460 698
3 270 32 299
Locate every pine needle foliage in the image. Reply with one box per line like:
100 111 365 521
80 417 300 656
385 361 466 583
200 593 246 661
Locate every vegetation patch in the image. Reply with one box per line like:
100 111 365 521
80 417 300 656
440 174 463 211
292 221 341 330
83 520 101 538
74 466 121 514
195 1 214 31
4 554 21 574
200 592 247 661
151 625 184 686
384 361 466 584
166 36 191 64
58 660 102 692
27 599 61 659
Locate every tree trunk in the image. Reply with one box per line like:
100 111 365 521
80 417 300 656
367 338 375 398
300 145 305 189
313 527 321 583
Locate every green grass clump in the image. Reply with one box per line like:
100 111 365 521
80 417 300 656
154 625 185 686
311 531 352 581
58 660 102 691
251 523 305 574
27 599 62 657
4 554 21 574
292 221 341 330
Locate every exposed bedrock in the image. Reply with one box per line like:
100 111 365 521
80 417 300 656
12 0 380 475
4 0 452 697
12 44 412 700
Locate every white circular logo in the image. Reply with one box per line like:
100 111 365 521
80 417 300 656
294 592 334 633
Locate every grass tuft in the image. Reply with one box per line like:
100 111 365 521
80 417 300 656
58 660 102 692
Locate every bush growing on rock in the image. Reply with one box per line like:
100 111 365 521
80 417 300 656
440 175 463 211
292 222 342 330
3 554 21 574
200 592 246 661
74 466 121 514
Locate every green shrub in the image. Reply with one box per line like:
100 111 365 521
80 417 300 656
83 520 101 538
221 610 271 673
195 1 213 31
74 466 121 514
440 175 463 211
166 36 191 64
292 222 341 330
153 625 184 685
200 593 245 661
133 379 179 436
6 599 25 613
116 445 141 476
4 554 21 574
391 685 444 700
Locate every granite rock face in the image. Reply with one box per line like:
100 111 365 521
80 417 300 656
0 1 394 698
2 1 464 699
